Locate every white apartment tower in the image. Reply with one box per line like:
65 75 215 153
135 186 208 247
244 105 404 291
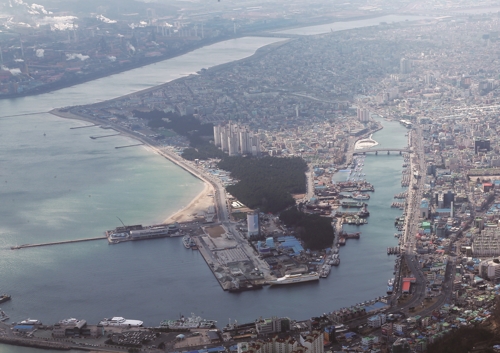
214 123 261 156
357 108 370 122
247 211 260 237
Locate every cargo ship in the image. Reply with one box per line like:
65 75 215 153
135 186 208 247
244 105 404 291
0 295 11 304
352 193 370 200
340 200 366 208
268 272 320 285
106 223 179 244
99 317 143 327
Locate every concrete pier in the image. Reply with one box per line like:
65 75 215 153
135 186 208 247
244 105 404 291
115 143 144 149
90 133 120 139
11 236 106 250
192 237 231 291
70 124 98 129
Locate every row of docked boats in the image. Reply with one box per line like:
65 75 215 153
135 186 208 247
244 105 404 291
343 216 367 225
327 253 340 266
334 205 370 218
340 200 366 208
387 247 401 255
391 202 405 209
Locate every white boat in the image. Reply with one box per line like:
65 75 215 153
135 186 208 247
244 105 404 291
388 278 395 286
269 272 319 285
352 193 370 200
99 317 143 327
19 319 41 325
182 235 191 249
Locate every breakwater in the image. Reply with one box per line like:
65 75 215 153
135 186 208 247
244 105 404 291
11 237 106 250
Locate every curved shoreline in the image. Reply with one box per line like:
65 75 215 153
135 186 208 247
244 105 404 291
50 108 216 225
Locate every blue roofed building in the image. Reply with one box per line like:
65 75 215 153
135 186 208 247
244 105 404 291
277 236 304 256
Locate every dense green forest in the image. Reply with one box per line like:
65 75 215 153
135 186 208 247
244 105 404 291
135 110 309 214
279 208 334 250
426 327 494 353
218 156 307 213
132 110 225 160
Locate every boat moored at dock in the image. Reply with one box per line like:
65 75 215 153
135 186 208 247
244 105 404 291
99 317 143 327
19 319 42 325
340 200 366 208
268 272 320 285
160 313 217 329
106 223 180 244
182 235 192 249
352 193 370 200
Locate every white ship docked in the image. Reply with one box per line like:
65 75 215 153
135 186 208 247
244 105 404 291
269 272 320 285
19 319 42 325
99 317 143 327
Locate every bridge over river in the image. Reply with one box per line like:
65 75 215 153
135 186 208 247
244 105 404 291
353 147 411 155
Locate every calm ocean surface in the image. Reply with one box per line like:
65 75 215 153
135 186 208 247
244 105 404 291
1 18 411 353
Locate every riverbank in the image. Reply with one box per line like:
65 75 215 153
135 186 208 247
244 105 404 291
89 38 291 109
0 35 236 101
0 13 425 101
50 108 216 225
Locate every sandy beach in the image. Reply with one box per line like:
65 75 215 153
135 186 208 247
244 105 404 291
163 181 215 224
50 108 217 225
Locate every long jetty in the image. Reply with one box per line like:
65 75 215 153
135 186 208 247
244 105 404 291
115 143 144 149
90 133 120 139
11 236 106 250
70 124 98 129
